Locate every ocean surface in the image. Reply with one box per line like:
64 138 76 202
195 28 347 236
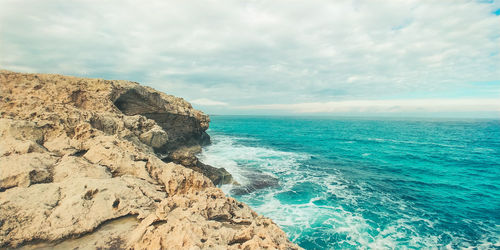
198 116 500 249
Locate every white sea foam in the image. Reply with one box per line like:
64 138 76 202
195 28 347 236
199 134 499 249
199 135 308 186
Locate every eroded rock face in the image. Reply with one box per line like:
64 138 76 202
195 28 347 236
0 70 300 249
113 87 211 151
165 145 235 185
130 188 295 250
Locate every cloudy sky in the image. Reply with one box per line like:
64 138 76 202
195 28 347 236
1 0 499 117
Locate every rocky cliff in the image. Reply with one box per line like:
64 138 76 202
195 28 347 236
0 70 300 249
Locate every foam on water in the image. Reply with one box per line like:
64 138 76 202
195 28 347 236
200 117 500 249
200 135 438 248
199 135 309 196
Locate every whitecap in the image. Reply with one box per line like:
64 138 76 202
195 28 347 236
199 133 500 249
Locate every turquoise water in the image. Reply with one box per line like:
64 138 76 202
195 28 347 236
199 116 500 249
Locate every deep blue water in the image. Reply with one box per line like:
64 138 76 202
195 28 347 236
199 116 500 249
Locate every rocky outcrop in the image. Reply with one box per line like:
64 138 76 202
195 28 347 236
0 70 300 249
112 86 210 151
165 145 235 186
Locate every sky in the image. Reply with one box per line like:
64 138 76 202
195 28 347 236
1 0 499 117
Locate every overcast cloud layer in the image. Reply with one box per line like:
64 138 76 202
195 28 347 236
1 0 499 117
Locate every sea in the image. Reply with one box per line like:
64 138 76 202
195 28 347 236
198 116 500 249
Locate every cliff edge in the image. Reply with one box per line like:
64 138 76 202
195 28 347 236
0 70 300 249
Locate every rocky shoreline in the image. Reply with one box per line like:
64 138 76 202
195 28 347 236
0 70 300 249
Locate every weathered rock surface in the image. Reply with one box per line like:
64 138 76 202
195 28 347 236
166 145 235 186
0 70 300 249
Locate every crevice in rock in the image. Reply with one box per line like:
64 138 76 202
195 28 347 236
150 220 167 228
112 198 120 209
208 214 230 222
83 189 99 200
71 149 88 157
228 237 250 246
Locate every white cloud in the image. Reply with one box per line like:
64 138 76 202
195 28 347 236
239 99 500 114
0 0 499 116
190 98 228 106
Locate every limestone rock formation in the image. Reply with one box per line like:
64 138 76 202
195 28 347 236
0 70 300 249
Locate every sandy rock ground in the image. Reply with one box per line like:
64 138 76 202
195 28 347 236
0 70 300 249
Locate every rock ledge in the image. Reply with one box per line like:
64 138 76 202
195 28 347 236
0 70 300 249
